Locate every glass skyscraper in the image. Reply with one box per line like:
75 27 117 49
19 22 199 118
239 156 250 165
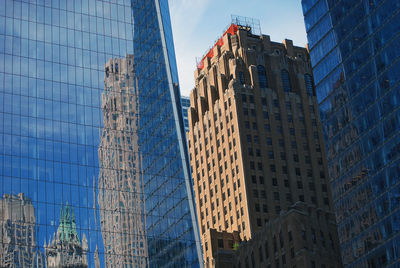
181 96 190 133
0 0 202 267
302 0 400 267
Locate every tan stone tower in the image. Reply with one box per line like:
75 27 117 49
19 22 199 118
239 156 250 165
187 18 342 268
0 193 45 268
98 55 148 267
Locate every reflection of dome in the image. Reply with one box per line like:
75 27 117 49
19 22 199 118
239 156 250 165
45 203 88 268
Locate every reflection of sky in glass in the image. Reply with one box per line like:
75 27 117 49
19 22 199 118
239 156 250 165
0 0 200 267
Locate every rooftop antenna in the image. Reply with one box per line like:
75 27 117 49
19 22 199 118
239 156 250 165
231 15 261 36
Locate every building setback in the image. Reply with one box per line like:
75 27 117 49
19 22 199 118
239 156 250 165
187 19 342 267
302 0 400 266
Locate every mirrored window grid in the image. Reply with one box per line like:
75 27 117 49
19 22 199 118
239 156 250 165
0 0 201 267
303 0 400 267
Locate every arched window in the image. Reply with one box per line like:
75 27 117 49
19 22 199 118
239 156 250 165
304 74 314 96
257 65 268 88
281 69 291 92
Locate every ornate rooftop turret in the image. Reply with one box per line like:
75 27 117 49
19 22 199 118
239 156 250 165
57 202 80 244
45 203 88 268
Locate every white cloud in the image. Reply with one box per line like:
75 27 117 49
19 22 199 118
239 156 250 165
169 0 213 96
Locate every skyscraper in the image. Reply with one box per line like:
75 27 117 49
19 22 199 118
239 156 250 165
187 17 341 267
0 193 45 267
0 0 201 267
302 0 400 266
98 55 148 267
182 96 191 133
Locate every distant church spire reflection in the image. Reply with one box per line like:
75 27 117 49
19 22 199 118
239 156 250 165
44 203 88 268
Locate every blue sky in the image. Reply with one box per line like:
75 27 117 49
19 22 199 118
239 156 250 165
169 0 308 96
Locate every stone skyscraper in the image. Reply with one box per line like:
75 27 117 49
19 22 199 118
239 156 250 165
0 193 44 268
302 0 400 266
187 18 341 267
98 55 148 267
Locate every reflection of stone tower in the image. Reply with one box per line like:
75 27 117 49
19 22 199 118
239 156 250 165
44 204 88 268
98 55 148 267
0 193 45 267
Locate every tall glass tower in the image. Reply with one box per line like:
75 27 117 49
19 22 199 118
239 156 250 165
302 0 400 267
0 0 202 267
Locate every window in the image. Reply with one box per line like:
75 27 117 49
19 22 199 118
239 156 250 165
304 74 314 96
253 189 259 198
270 165 276 172
218 239 224 248
281 69 291 92
279 139 284 147
257 65 268 88
267 137 272 145
259 246 264 262
263 204 268 213
239 71 245 84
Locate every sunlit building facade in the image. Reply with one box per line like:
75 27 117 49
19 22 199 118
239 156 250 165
0 0 202 267
187 18 341 267
302 0 400 267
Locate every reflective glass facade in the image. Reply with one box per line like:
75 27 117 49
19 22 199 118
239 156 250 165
181 96 190 133
302 0 400 267
0 0 202 267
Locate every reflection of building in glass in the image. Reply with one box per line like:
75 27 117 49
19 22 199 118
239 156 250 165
98 55 148 267
44 203 88 268
0 0 201 266
0 193 45 268
302 1 400 266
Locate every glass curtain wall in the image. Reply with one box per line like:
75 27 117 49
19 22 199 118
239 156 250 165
0 0 202 267
302 0 400 267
